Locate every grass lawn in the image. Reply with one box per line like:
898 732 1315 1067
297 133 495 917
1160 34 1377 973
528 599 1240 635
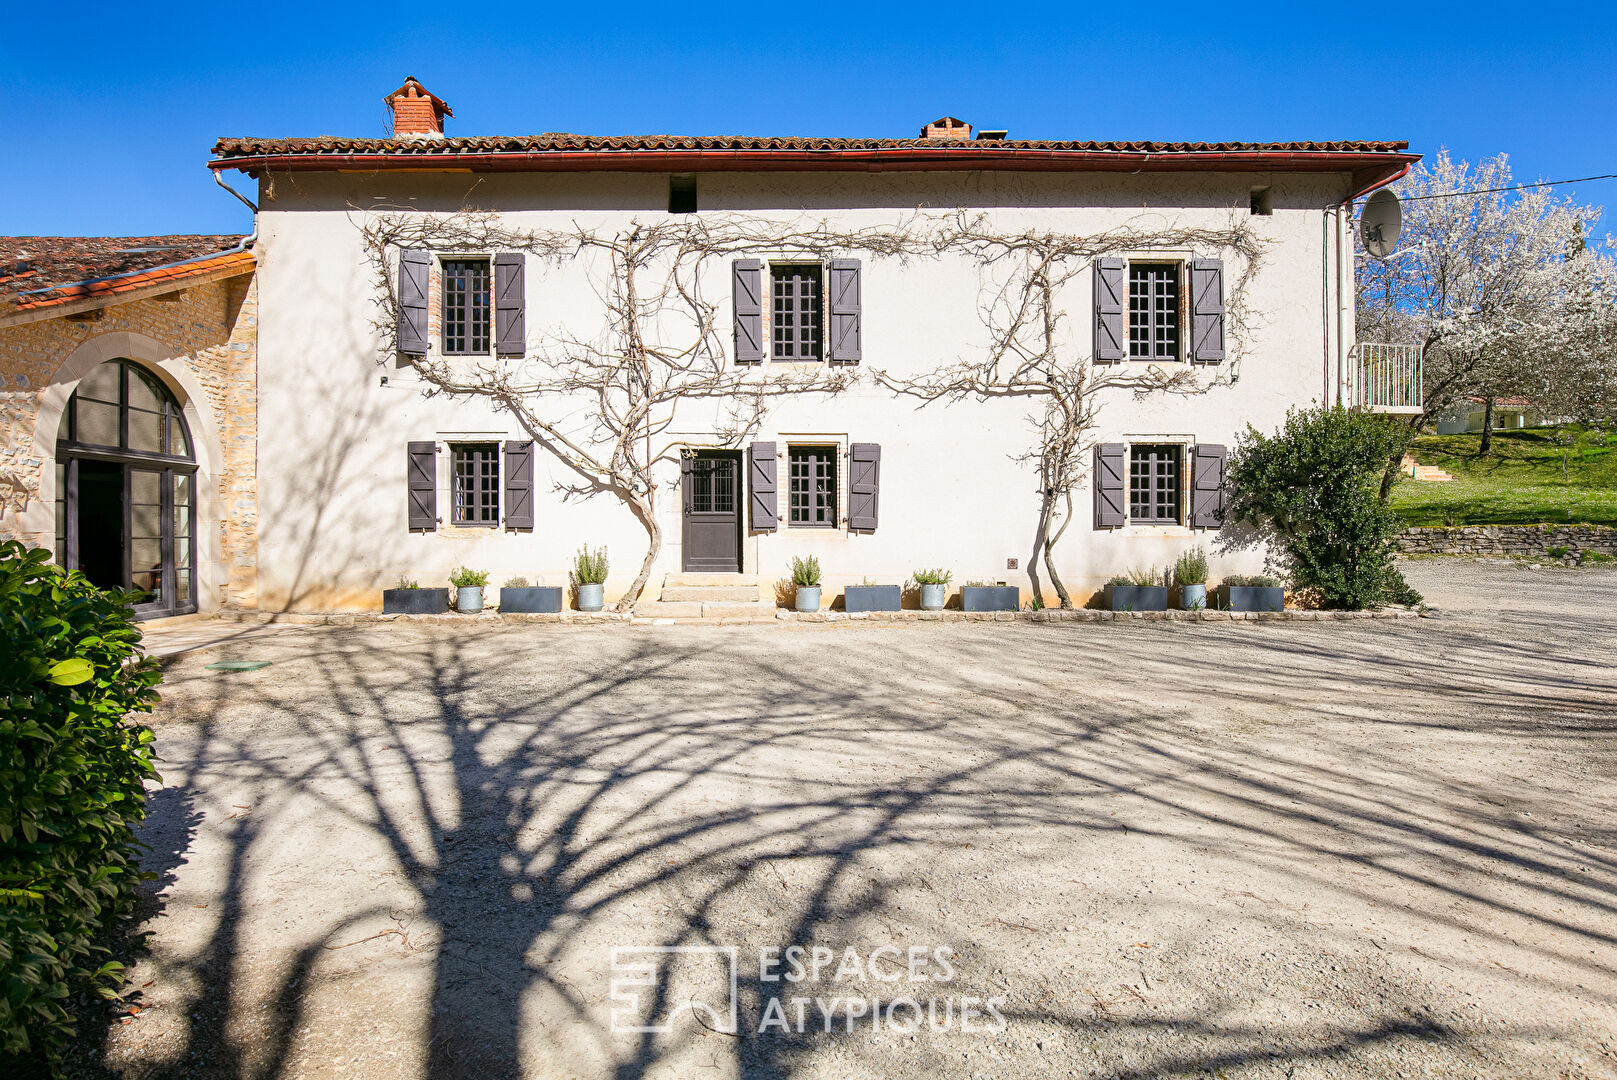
1391 426 1617 527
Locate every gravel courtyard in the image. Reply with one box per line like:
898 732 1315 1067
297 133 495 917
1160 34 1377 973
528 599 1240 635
101 560 1617 1079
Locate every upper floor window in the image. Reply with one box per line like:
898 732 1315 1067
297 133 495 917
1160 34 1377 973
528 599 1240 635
442 258 491 355
1128 263 1180 361
772 264 823 361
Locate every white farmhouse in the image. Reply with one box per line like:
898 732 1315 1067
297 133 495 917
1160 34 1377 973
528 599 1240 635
3 77 1419 617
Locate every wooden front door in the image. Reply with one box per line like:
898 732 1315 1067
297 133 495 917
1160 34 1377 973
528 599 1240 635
681 451 742 573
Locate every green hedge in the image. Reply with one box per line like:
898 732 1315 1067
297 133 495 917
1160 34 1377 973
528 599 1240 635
0 540 161 1063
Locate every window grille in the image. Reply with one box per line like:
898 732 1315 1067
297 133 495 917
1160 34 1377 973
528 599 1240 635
1129 444 1182 524
771 264 823 361
443 258 491 354
788 446 837 526
451 443 500 525
1128 263 1180 360
688 455 736 514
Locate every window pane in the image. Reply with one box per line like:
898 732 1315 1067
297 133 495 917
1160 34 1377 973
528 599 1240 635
75 398 120 447
131 469 161 505
131 538 162 589
77 362 121 404
54 462 66 564
176 567 191 606
128 407 164 453
169 410 192 458
127 366 166 413
131 501 162 538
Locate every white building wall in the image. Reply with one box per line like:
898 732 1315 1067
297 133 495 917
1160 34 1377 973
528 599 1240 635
252 168 1352 610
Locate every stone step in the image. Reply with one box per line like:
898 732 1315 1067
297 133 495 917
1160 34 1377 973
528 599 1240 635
658 584 762 602
662 572 759 587
633 600 706 618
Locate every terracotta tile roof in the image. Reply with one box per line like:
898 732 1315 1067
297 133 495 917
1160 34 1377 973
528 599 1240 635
213 133 1411 160
0 235 252 312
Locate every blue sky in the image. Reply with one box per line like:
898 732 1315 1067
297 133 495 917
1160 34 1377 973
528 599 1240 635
3 1 1614 238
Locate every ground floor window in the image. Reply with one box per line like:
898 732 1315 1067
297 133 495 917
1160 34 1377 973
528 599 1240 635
1129 443 1182 524
451 443 500 526
788 445 837 527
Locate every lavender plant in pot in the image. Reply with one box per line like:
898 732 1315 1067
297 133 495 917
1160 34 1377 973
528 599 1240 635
449 566 489 613
791 555 822 612
912 568 951 611
573 545 608 612
1173 547 1208 611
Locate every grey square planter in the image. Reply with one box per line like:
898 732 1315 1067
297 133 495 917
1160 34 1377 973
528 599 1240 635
499 586 563 613
843 585 901 612
1225 586 1284 612
961 585 1019 612
1108 585 1168 612
382 588 449 615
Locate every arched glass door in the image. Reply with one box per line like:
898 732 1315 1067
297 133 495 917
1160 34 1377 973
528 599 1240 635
53 359 197 619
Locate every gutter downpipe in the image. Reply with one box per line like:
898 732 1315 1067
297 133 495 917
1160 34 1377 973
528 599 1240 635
1331 164 1413 407
213 171 259 254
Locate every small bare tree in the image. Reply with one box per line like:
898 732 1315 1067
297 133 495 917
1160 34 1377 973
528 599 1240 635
876 216 1262 607
362 212 931 608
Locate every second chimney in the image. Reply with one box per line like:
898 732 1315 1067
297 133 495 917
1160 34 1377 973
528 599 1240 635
386 76 453 138
920 116 972 140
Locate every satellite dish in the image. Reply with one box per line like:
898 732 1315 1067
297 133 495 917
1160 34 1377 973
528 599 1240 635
1360 188 1403 258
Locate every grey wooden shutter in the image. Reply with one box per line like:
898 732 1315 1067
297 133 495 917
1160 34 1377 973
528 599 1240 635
733 259 763 364
848 443 880 532
1093 443 1126 528
1190 443 1227 528
748 441 777 531
494 252 526 356
828 258 862 363
504 439 534 530
407 441 437 530
1191 259 1225 362
398 249 429 356
1094 258 1125 363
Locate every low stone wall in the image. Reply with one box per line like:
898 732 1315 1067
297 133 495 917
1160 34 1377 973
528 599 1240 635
1398 524 1617 559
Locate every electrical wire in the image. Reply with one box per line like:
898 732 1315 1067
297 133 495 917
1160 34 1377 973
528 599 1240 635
1396 172 1617 200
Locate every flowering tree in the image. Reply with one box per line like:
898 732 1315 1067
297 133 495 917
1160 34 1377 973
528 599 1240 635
1357 150 1616 480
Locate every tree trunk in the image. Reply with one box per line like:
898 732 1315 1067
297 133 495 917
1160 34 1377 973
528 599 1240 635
1042 490 1076 609
618 494 661 612
1479 397 1495 455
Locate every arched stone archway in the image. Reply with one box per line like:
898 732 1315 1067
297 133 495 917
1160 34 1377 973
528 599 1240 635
26 332 226 614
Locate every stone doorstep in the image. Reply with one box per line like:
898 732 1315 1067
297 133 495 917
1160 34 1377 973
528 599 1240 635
212 607 1428 627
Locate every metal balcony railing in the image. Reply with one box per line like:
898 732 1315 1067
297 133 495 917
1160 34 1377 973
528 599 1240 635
1352 343 1423 414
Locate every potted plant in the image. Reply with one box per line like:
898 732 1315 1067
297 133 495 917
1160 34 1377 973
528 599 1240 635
573 545 608 612
961 579 1019 612
912 568 951 611
499 575 564 614
791 555 822 612
1173 547 1209 611
449 566 489 613
382 577 450 615
1222 574 1285 612
844 577 901 613
1107 567 1168 611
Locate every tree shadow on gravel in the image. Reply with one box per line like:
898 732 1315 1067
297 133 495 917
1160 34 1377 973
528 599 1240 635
108 611 1617 1080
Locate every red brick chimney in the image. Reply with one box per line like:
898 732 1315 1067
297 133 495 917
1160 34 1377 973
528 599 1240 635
920 116 971 140
386 76 452 138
